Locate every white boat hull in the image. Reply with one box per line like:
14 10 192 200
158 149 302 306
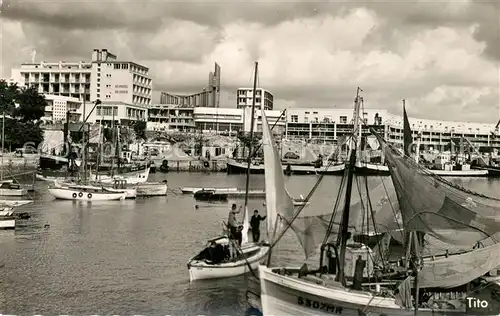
48 187 126 201
101 187 137 199
0 188 27 196
188 238 270 282
93 168 150 185
0 200 33 207
137 183 167 196
0 217 15 229
227 159 346 175
259 266 465 316
181 187 238 194
428 169 488 177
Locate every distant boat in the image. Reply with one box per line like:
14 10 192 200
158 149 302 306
0 181 27 196
193 189 228 201
181 187 238 194
53 180 137 199
226 158 345 175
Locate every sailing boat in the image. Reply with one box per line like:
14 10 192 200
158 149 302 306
187 62 295 281
48 100 127 201
257 88 500 315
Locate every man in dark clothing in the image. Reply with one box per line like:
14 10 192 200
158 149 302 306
250 210 266 242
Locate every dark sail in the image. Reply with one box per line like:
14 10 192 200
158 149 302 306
403 101 412 157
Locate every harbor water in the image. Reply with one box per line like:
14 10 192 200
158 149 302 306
1 173 500 315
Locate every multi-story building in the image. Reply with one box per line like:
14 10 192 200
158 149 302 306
11 60 92 101
90 49 152 106
90 101 147 126
285 108 500 150
11 49 151 125
159 63 221 108
193 107 285 134
147 104 195 131
42 95 83 124
236 88 274 110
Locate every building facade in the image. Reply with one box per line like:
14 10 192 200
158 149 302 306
284 108 500 150
90 101 147 126
42 95 83 124
147 104 195 131
11 48 152 124
159 63 221 108
236 88 274 110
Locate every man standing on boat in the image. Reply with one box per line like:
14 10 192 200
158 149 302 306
227 203 242 259
250 210 266 242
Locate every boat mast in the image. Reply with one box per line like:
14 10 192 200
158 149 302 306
1 112 4 181
336 87 362 286
243 62 259 214
111 106 116 177
82 98 87 184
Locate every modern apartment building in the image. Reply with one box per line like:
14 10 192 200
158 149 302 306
42 95 83 124
285 108 500 150
236 88 274 110
159 63 221 108
90 101 147 126
147 104 195 131
11 49 151 124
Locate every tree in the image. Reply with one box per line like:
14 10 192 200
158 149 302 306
133 120 147 141
0 80 45 149
13 86 46 122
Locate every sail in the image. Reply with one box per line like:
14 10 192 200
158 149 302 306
261 108 295 242
375 134 500 246
242 205 250 244
403 103 412 157
418 242 500 288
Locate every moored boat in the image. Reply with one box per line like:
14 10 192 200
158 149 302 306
193 189 228 201
48 186 126 201
136 181 168 197
0 181 27 196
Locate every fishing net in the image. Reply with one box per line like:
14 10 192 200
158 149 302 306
375 133 500 247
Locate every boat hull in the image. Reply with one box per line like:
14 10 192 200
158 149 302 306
102 187 137 199
0 217 15 229
188 241 270 282
355 162 390 176
227 159 345 175
181 187 239 194
48 188 126 201
0 189 27 196
136 183 168 196
259 266 465 316
428 169 489 177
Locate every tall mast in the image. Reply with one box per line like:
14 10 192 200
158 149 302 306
82 98 87 183
243 62 259 215
1 112 4 181
336 87 362 286
111 106 116 176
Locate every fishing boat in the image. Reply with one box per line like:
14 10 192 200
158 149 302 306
91 166 150 184
188 62 277 282
48 185 126 201
226 158 346 175
257 89 500 316
53 180 137 199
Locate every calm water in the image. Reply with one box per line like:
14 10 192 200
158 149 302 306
1 173 499 315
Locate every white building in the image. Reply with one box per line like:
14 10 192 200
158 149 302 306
42 95 83 124
10 48 152 123
285 108 500 149
90 101 147 126
11 61 92 101
236 88 274 110
193 107 285 134
147 104 195 131
90 49 152 106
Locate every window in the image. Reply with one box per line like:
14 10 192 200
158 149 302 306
291 115 298 123
97 83 100 87
114 64 120 69
97 89 100 92
121 64 129 69
106 74 111 78
97 94 100 98
340 116 347 124
97 78 100 82
97 73 100 77
305 111 310 114
106 84 111 88
313 111 318 114
304 117 309 123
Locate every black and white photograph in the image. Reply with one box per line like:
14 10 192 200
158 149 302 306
1 0 500 315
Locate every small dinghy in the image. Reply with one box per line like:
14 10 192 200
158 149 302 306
187 236 270 282
193 189 228 201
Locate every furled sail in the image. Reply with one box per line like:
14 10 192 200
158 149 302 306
261 108 295 243
375 134 500 246
418 242 500 288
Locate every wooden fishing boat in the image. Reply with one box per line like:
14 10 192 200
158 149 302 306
257 90 500 316
181 187 238 194
0 181 27 196
136 181 167 197
193 189 228 201
187 236 269 282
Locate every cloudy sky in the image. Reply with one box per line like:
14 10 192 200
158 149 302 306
2 0 499 123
